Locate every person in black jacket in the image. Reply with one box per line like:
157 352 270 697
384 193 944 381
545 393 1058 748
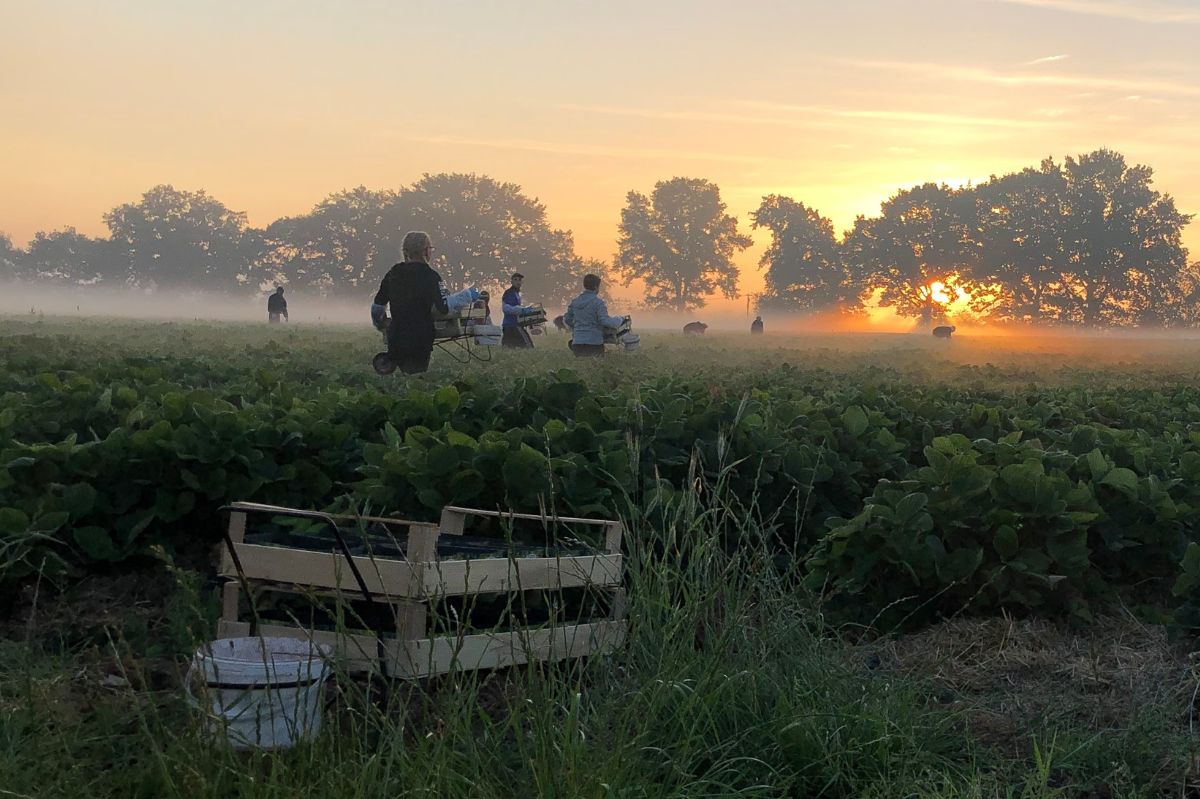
372 231 449 374
267 287 288 323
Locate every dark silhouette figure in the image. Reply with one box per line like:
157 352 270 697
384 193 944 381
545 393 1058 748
553 314 567 332
751 315 763 335
501 273 534 349
684 322 708 335
373 231 449 374
267 287 288 323
932 325 956 338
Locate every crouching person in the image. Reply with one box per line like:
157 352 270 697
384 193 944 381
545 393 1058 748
564 273 624 358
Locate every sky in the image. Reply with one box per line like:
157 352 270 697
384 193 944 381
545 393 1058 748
2 0 1199 312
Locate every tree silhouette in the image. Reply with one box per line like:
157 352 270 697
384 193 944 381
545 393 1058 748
842 183 981 324
104 185 254 291
1047 149 1191 326
23 228 117 285
386 173 588 307
0 233 23 281
751 196 855 313
614 178 751 312
975 160 1070 323
256 187 397 296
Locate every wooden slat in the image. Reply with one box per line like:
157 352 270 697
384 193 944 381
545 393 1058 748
254 623 380 672
216 619 251 638
406 524 440 563
219 542 420 597
438 507 466 535
420 554 623 597
223 547 621 600
221 581 239 622
228 501 424 529
610 588 628 621
441 506 620 528
604 522 624 554
389 621 626 679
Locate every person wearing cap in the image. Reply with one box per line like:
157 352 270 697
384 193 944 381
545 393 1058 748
372 231 450 374
267 286 288 323
501 272 533 348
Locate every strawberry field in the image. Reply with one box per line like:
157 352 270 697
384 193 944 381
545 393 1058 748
7 317 1200 797
5 318 1200 633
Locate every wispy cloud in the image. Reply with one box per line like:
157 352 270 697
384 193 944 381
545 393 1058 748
1024 54 1070 66
397 133 766 165
736 100 1057 129
995 0 1200 24
835 57 1200 98
561 101 1059 131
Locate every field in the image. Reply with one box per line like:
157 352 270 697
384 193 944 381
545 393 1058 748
3 316 1200 798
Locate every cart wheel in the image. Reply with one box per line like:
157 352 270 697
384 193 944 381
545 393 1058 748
372 352 396 375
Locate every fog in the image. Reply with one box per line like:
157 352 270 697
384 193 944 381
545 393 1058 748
5 282 1200 345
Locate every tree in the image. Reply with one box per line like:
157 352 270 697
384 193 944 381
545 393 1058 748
387 173 588 308
613 178 751 312
751 196 855 312
0 233 23 281
975 160 1071 324
23 228 118 285
842 183 982 324
256 187 397 296
104 185 255 291
1047 149 1192 326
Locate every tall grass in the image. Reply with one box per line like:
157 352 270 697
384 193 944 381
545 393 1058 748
0 465 1178 797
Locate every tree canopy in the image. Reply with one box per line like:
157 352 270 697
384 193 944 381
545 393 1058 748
614 178 751 312
751 196 854 313
103 185 254 291
3 151 1195 328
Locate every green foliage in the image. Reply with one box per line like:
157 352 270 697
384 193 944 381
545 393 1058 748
5 321 1200 635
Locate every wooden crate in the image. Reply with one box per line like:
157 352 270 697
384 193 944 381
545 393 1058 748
216 501 626 678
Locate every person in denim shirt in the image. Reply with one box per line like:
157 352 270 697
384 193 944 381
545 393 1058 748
564 273 625 358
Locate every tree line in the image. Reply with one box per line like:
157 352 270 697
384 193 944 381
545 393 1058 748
0 174 602 309
1 150 1195 326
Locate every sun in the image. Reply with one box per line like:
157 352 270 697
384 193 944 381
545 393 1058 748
919 277 972 315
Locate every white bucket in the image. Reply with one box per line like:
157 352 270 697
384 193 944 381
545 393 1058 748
187 636 331 750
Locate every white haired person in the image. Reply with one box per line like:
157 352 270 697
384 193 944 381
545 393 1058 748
564 273 625 358
371 231 449 374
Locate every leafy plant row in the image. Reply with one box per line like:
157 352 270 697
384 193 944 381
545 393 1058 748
4 357 1200 631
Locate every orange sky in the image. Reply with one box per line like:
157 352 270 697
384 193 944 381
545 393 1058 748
2 0 1198 312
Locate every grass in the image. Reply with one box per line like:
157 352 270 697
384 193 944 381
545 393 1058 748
3 471 1195 797
4 316 1200 796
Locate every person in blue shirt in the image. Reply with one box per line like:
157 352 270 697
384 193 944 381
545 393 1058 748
501 273 533 348
564 273 626 357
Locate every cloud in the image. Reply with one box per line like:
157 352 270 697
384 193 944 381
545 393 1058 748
396 133 766 165
737 100 1057 129
561 101 1060 131
994 0 1200 23
1024 54 1070 66
835 58 1200 98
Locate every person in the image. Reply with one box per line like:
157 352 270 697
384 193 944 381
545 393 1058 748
751 315 763 335
478 290 493 325
372 231 449 374
501 273 534 349
267 287 288 323
564 273 625 358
